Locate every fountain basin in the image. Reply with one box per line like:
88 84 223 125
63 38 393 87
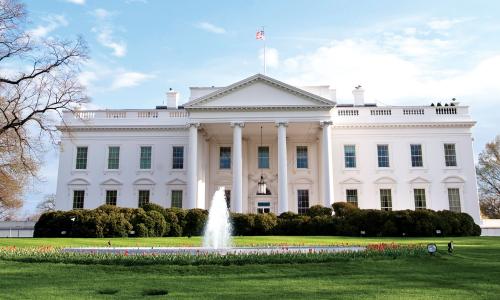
62 246 366 256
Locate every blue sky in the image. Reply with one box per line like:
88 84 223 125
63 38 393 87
19 0 500 217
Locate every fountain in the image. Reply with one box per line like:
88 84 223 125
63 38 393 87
203 187 232 249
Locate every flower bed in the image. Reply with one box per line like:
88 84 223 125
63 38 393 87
0 243 428 266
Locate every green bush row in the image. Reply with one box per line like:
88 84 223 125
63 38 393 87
34 202 480 238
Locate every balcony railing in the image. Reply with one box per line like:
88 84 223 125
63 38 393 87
67 109 189 126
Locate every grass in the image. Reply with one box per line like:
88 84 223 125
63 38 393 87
1 236 500 299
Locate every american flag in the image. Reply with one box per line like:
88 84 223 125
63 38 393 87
256 30 265 40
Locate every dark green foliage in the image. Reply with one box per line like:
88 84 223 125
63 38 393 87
183 209 208 236
332 202 359 217
34 203 481 237
306 205 333 217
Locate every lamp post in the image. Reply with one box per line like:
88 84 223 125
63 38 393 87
257 125 267 195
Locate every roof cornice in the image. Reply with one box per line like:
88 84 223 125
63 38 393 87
332 121 476 129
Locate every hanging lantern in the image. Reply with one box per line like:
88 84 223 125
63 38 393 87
257 175 267 195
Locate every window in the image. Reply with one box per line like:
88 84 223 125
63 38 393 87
138 190 150 207
414 189 426 210
107 146 120 169
448 188 461 212
380 189 392 211
224 189 231 209
75 147 88 169
297 189 310 215
172 146 184 169
73 190 85 209
296 146 308 168
258 146 270 169
444 144 457 167
344 145 356 168
346 189 358 207
140 146 152 169
257 202 271 214
377 144 390 168
106 190 117 206
219 147 231 169
171 190 183 208
410 144 423 167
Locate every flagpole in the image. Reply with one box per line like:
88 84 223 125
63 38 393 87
263 26 266 75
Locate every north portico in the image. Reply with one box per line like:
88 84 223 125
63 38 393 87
183 74 336 214
55 73 481 223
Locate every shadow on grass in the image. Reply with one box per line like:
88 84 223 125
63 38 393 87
97 288 119 295
143 288 169 296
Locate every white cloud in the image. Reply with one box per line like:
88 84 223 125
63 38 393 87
111 71 154 89
427 18 471 31
27 14 68 38
196 22 226 34
65 0 85 5
91 9 127 57
259 47 279 68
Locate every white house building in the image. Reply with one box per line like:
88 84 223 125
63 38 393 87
55 74 481 223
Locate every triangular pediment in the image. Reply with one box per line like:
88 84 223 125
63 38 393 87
67 178 90 185
166 178 186 185
441 176 465 183
340 178 363 185
100 178 123 186
184 74 335 109
408 176 431 184
374 176 397 184
133 178 156 185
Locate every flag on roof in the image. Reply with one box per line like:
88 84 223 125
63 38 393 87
256 29 265 40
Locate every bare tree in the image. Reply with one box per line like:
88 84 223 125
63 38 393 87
477 135 500 219
0 0 88 218
36 193 56 213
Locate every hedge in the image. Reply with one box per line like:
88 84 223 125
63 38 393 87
34 203 481 238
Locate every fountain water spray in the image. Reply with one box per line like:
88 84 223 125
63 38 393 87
203 187 232 249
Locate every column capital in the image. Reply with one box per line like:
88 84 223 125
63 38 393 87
186 122 200 128
320 120 333 127
230 122 245 128
275 121 289 127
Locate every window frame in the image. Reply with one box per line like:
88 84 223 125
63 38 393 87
106 146 120 170
219 146 232 169
139 145 153 170
138 189 150 207
75 146 88 170
377 144 390 168
297 189 310 215
296 146 309 169
447 188 461 212
379 188 393 211
444 143 458 167
258 146 270 169
410 144 424 168
413 188 427 210
344 144 357 169
105 190 118 206
171 190 183 208
346 189 358 207
172 145 185 170
72 190 85 209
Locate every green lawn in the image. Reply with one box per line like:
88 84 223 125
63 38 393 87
1 236 500 299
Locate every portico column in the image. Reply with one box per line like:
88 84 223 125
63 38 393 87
320 121 334 207
187 123 200 209
277 122 289 214
231 122 244 213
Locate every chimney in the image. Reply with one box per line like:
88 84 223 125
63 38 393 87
166 88 179 109
353 85 364 106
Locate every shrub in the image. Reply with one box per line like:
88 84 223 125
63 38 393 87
183 209 208 236
163 210 181 237
306 205 332 217
231 213 255 236
332 202 359 217
253 213 278 235
141 203 165 214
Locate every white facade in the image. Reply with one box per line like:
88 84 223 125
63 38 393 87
55 74 481 223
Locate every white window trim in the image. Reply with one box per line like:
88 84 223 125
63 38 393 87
342 144 359 171
171 144 186 171
100 186 121 206
137 145 154 173
72 145 89 173
294 145 310 170
444 184 465 212
375 143 393 170
68 186 88 210
410 185 429 210
442 142 461 170
257 144 272 170
344 188 360 207
408 142 427 170
104 145 121 172
376 184 396 210
167 186 185 208
217 144 232 171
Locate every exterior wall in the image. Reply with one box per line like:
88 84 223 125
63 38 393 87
331 126 480 222
0 221 36 238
